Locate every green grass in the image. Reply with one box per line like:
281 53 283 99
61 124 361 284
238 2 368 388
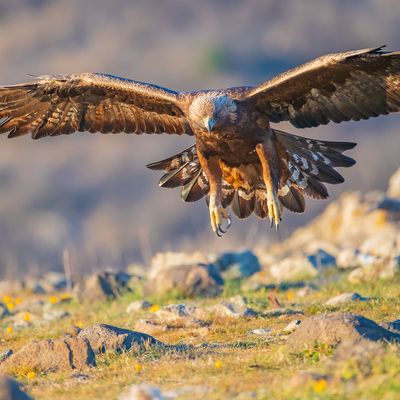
1 274 400 400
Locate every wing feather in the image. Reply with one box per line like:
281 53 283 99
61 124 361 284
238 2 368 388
0 73 193 139
240 46 400 128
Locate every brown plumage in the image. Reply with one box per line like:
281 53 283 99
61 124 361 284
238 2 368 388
1 46 400 236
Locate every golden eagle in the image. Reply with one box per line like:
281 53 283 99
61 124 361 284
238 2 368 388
1 46 399 236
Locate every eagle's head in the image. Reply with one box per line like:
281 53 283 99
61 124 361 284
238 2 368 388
189 93 238 132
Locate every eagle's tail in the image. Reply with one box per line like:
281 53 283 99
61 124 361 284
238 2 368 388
274 128 356 213
146 130 356 220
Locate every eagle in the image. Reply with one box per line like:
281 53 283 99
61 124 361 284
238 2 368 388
1 46 399 236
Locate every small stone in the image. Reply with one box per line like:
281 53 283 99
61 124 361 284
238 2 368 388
325 292 368 306
0 373 34 400
282 320 302 333
43 309 71 322
126 300 152 313
209 301 258 318
119 383 165 400
249 328 272 336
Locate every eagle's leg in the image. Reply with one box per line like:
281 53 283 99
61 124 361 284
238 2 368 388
197 151 230 236
255 142 282 228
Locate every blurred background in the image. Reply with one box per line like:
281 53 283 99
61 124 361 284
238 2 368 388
0 0 399 277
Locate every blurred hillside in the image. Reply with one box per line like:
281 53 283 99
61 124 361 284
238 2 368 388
0 0 400 277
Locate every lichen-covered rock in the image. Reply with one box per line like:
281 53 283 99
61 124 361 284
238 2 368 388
148 264 223 297
209 301 258 318
77 324 163 354
1 337 96 373
126 300 153 313
0 374 33 400
287 312 400 350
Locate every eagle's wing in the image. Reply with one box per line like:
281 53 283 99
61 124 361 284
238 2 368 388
0 73 193 139
240 46 400 128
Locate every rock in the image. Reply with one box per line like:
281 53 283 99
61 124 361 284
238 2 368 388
359 228 400 258
382 319 400 332
0 374 33 400
213 250 260 279
126 300 152 313
73 271 132 303
387 167 400 198
77 324 163 354
155 304 208 322
325 292 368 306
40 271 67 292
119 383 165 400
148 264 223 297
348 257 400 283
307 249 336 269
1 337 96 373
43 309 71 322
287 312 400 349
0 350 13 364
249 328 272 336
0 303 10 319
23 278 46 294
282 320 302 333
209 301 258 318
269 255 318 282
148 251 210 280
336 248 360 269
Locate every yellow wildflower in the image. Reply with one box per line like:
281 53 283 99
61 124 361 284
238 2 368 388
313 379 327 393
48 296 59 304
134 363 142 372
14 297 23 305
6 326 13 334
149 304 160 313
26 371 36 380
6 302 14 311
23 313 31 322
214 360 223 369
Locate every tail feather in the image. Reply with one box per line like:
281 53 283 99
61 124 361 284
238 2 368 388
147 130 356 222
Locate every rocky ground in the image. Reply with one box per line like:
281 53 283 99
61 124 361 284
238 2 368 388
0 168 400 400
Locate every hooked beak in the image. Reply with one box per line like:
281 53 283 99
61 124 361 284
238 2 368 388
204 117 216 133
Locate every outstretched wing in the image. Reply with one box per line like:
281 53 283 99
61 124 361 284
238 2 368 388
0 73 193 139
240 46 400 128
